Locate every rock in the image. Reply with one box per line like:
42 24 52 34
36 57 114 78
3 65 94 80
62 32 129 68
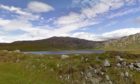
87 72 92 78
94 69 97 74
61 55 69 59
135 68 140 72
125 71 129 78
122 61 127 66
105 75 110 81
100 72 104 75
116 63 121 67
116 56 124 62
13 50 20 53
129 63 134 70
134 63 140 68
59 75 63 79
85 58 89 62
57 64 60 68
109 80 113 84
90 77 100 84
103 59 111 67
80 71 84 76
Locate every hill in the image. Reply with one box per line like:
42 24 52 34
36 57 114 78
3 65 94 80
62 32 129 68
104 33 140 52
0 37 103 51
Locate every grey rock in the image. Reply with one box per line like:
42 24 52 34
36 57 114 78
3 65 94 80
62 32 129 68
14 50 20 53
90 77 100 84
122 61 127 66
103 59 111 67
116 63 121 67
125 71 129 78
61 55 69 59
135 68 140 72
116 56 124 62
105 75 110 81
109 80 113 84
129 63 134 70
134 63 140 68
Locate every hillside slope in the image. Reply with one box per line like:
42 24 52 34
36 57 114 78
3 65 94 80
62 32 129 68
104 33 140 51
0 37 103 51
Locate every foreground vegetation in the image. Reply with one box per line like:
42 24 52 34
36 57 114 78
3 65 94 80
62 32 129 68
0 50 139 84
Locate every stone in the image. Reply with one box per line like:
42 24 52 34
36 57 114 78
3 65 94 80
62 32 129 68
109 80 113 84
80 71 84 76
100 72 104 75
105 75 110 81
94 69 97 74
122 61 127 66
87 72 92 78
103 59 111 67
90 77 100 84
134 63 140 68
125 71 129 78
14 50 20 53
59 75 63 79
85 58 89 62
116 63 121 67
136 68 140 72
129 63 134 70
61 55 69 59
57 64 60 68
116 56 124 62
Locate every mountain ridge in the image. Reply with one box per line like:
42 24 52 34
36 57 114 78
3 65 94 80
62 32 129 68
0 33 140 51
0 36 103 51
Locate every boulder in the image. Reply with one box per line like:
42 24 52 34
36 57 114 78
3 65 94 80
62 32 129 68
103 59 111 67
125 71 129 78
129 63 134 70
109 80 113 84
134 63 140 68
116 56 124 62
105 75 110 81
13 50 20 53
61 55 69 59
116 63 121 67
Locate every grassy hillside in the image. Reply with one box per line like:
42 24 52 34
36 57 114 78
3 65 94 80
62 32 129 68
0 37 103 51
104 33 140 53
0 50 139 84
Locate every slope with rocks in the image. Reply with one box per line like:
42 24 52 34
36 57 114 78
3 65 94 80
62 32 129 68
104 33 140 52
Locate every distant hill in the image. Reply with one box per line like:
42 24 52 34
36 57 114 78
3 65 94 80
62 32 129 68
104 33 140 51
0 37 103 51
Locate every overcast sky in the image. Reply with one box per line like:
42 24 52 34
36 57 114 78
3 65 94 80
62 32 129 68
0 0 140 42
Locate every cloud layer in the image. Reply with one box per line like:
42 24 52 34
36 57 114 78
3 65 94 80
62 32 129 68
0 0 140 42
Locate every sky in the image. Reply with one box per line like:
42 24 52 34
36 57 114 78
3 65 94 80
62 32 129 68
0 0 140 42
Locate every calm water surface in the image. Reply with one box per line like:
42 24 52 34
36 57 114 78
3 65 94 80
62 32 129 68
24 50 105 55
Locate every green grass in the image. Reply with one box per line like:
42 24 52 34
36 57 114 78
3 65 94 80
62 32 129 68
0 62 61 84
0 51 139 84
